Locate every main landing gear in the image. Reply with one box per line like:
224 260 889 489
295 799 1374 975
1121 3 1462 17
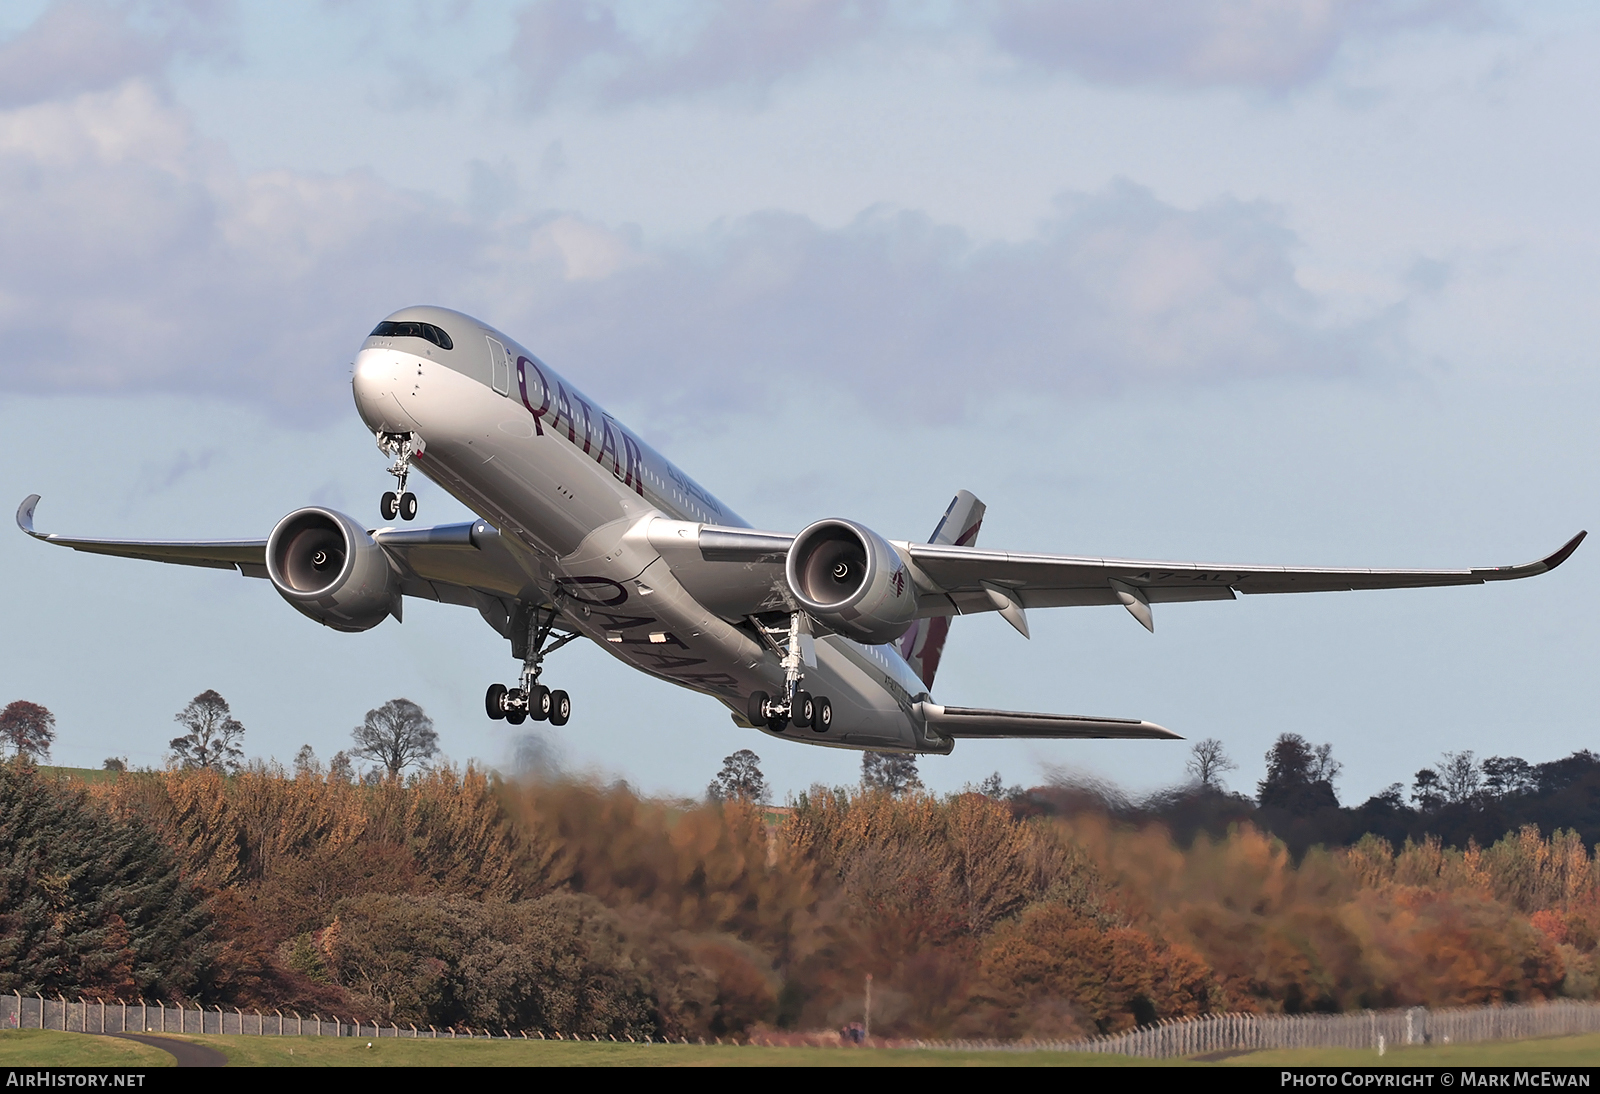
747 612 833 734
486 606 579 727
377 431 420 521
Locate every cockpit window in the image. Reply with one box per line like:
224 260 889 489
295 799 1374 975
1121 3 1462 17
370 321 454 351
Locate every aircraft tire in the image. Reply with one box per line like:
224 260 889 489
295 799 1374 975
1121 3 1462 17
549 690 571 727
485 683 507 720
792 692 814 730
747 691 769 726
812 696 832 733
399 492 418 521
506 708 527 726
530 684 552 721
380 491 399 521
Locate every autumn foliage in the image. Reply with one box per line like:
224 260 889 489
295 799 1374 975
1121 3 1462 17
2 758 1597 1039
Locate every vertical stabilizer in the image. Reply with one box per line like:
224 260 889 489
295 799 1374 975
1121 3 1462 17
898 490 985 688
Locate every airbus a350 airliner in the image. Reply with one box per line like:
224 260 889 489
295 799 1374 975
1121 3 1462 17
17 306 1587 754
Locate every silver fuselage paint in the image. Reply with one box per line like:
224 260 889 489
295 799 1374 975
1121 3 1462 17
351 305 945 754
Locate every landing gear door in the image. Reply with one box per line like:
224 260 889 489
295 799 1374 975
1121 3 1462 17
487 337 511 396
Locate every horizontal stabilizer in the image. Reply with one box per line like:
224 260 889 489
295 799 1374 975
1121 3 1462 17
918 702 1179 740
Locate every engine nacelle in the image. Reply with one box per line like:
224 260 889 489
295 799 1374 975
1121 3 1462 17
265 507 399 633
786 519 918 644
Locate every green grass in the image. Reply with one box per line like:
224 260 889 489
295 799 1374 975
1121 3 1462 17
5 1029 1596 1067
129 1034 1161 1067
1224 1032 1600 1067
165 1030 1600 1067
36 765 122 784
0 1029 174 1067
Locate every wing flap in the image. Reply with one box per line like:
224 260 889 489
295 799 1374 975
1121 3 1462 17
919 703 1180 740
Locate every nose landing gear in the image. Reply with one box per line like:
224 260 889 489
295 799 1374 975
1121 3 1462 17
486 605 578 727
377 432 421 521
748 612 833 734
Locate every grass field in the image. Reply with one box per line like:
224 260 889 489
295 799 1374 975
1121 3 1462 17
35 765 121 784
1228 1033 1600 1067
0 1029 174 1067
5 1029 1599 1067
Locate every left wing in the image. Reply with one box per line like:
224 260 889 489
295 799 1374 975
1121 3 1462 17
689 520 1586 634
904 531 1587 632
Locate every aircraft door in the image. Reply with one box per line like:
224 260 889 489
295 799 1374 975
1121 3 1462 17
486 337 511 395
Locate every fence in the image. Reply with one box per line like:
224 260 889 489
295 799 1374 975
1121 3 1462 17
0 994 641 1042
5 992 1600 1056
926 1000 1600 1057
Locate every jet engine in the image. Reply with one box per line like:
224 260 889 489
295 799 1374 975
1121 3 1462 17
785 518 918 644
265 507 399 632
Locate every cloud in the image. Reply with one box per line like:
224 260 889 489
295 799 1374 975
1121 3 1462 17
0 78 483 413
502 0 1480 109
987 0 1481 92
0 0 231 108
496 187 1384 419
508 0 889 110
0 2 1395 422
0 66 1386 422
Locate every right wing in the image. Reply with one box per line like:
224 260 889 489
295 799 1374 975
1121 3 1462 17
17 495 544 635
17 494 268 575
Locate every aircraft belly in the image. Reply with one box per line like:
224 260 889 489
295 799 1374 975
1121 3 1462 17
549 554 759 699
544 542 935 752
769 637 931 753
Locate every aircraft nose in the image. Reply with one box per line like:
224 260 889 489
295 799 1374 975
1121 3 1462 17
352 349 404 432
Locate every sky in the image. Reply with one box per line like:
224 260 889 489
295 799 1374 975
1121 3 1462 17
0 0 1595 805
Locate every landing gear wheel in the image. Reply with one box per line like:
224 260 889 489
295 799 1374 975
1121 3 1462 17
399 492 418 521
505 688 528 725
380 491 399 521
548 690 571 727
792 691 814 730
812 696 832 733
529 684 552 722
485 683 507 721
747 691 769 727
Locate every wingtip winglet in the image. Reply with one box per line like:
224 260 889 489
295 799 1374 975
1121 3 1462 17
1479 530 1586 580
16 495 42 538
1543 530 1587 572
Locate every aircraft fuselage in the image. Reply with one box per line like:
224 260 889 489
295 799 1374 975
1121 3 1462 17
352 305 944 753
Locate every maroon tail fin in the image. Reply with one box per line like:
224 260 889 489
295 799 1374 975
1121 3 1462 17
898 490 985 688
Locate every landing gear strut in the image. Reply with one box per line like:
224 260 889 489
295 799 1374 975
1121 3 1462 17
377 431 420 521
486 605 578 726
748 612 833 734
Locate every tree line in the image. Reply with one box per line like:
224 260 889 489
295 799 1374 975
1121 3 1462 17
1020 732 1600 861
2 690 442 784
2 745 1596 1041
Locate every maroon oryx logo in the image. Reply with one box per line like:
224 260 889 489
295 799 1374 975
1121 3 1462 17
892 567 906 597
